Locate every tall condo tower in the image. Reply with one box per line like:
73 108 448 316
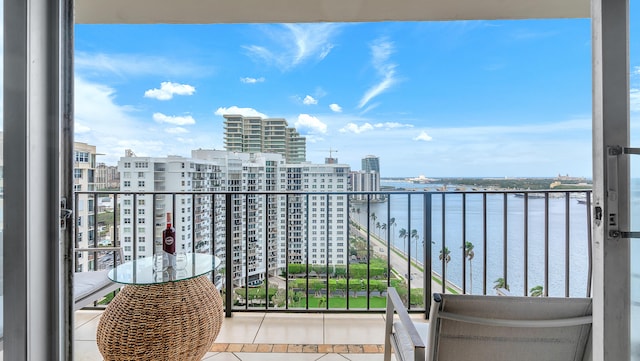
361 155 380 174
223 114 306 163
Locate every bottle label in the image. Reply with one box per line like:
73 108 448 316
164 236 174 246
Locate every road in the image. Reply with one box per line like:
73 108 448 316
350 221 461 294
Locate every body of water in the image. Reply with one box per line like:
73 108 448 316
353 181 591 297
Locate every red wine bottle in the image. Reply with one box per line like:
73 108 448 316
162 212 176 268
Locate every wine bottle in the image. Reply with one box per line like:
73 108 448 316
162 212 176 268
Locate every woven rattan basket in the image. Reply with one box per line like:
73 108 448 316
96 275 224 361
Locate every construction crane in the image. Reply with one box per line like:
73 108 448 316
321 147 338 158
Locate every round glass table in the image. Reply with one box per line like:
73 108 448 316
96 253 224 361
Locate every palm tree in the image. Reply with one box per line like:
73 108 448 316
530 285 544 297
411 229 419 259
398 228 408 253
389 217 396 243
462 242 475 293
380 223 387 240
438 246 451 264
376 221 381 238
493 277 509 291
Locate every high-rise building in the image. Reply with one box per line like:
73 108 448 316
73 142 97 272
117 150 350 287
350 170 381 202
223 114 306 163
95 162 120 190
361 155 380 173
353 155 382 202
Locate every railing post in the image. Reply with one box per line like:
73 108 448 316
225 193 233 317
424 193 432 318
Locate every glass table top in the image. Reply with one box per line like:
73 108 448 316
108 253 221 285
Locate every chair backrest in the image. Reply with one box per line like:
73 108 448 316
428 293 592 361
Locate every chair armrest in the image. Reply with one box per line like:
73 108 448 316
384 287 426 361
75 247 124 267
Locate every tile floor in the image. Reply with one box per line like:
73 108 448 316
71 310 422 361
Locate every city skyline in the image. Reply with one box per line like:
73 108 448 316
71 16 640 177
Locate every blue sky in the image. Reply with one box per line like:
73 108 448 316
73 15 640 178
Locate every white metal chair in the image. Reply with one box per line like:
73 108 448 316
73 246 123 311
384 287 593 361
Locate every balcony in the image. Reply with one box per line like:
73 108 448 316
73 310 394 360
68 188 594 359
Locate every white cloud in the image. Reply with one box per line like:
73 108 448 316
165 127 189 134
144 82 196 101
75 122 91 133
358 38 398 109
413 131 433 141
339 122 374 134
74 77 169 163
295 114 327 134
244 23 340 70
304 135 325 143
153 113 196 126
374 122 413 129
214 106 268 118
240 77 265 84
75 51 209 79
329 104 342 112
303 95 318 105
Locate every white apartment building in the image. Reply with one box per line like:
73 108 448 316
350 170 381 202
117 150 351 287
282 163 351 266
73 142 97 272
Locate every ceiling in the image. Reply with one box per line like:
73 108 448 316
75 0 591 24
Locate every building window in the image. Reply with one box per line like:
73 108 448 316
124 236 131 243
124 246 132 252
124 209 131 215
139 236 145 243
138 227 145 234
138 181 145 187
123 181 131 187
138 246 145 252
138 172 145 178
75 151 89 162
135 162 148 168
138 199 145 206
138 208 145 215
124 218 131 224
73 169 82 179
138 218 145 224
124 199 131 206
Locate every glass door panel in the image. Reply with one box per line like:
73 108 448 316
631 2 639 358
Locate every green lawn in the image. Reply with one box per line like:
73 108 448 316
290 296 387 309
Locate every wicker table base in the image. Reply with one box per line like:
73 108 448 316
96 275 224 361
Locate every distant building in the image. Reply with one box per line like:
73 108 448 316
350 171 381 202
73 142 97 272
223 114 306 163
351 155 382 202
95 162 119 190
117 149 350 288
361 155 380 173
